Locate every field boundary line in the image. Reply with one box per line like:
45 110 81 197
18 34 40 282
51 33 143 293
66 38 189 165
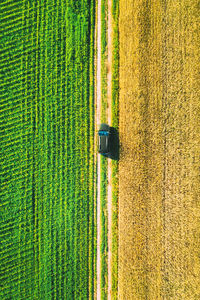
107 0 113 299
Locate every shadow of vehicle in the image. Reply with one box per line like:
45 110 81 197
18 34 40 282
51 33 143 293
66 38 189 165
107 127 119 160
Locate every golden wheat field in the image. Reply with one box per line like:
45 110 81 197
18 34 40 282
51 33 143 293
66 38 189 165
118 0 200 299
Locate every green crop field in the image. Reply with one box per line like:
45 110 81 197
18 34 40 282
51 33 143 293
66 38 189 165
0 1 96 299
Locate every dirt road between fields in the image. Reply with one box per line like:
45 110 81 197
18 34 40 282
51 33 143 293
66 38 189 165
96 0 113 299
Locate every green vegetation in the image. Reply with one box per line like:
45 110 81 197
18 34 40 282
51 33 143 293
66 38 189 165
101 0 108 119
99 0 119 299
0 1 96 299
100 156 108 299
100 1 108 299
111 0 119 127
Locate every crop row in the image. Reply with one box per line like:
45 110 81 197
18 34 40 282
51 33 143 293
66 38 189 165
0 0 96 299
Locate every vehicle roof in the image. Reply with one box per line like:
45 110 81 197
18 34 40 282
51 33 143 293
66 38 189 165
98 135 109 153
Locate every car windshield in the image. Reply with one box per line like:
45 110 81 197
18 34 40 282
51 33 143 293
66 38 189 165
98 131 109 136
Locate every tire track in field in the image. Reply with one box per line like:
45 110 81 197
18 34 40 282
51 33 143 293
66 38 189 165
107 0 113 299
96 0 101 299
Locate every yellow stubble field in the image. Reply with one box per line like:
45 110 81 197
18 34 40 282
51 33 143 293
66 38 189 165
118 0 200 299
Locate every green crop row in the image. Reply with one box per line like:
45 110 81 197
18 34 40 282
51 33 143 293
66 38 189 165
100 0 109 299
0 0 96 299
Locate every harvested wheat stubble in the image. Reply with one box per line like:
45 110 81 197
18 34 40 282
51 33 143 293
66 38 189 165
119 0 200 299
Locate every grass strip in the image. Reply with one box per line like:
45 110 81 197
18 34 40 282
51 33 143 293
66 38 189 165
100 0 108 299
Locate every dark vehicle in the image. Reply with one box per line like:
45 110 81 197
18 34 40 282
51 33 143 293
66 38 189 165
98 124 111 157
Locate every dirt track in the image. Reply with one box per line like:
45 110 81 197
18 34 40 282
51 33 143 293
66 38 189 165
96 0 113 298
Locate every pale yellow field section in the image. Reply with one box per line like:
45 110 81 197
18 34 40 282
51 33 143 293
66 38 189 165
118 0 200 299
